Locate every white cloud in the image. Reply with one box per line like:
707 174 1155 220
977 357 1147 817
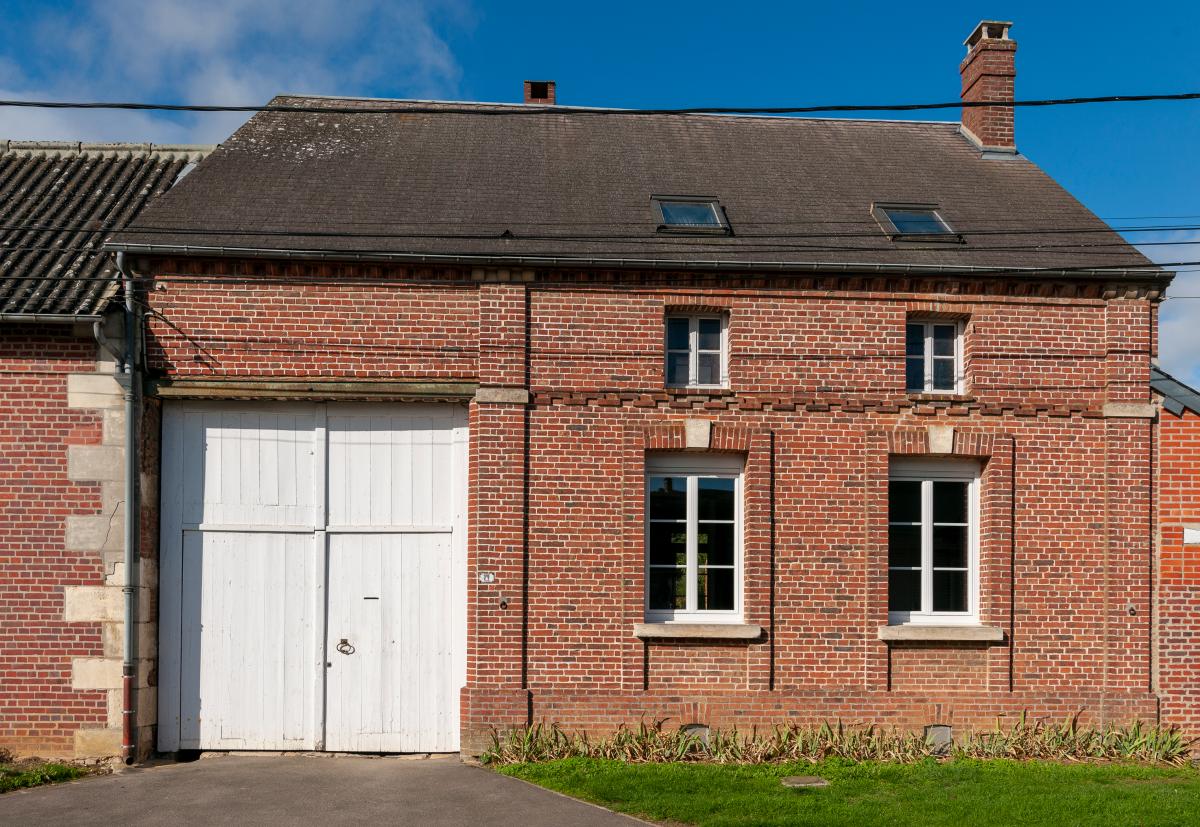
1137 230 1200 386
0 0 469 144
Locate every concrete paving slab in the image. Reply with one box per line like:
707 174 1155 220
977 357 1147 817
0 755 645 826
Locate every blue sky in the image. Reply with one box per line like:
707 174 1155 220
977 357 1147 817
2 0 1197 381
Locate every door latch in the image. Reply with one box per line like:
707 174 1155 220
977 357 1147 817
336 638 355 655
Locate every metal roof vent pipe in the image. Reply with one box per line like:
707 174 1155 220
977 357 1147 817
960 20 1017 153
523 80 556 105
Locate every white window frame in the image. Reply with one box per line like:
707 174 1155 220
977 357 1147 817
645 453 744 623
665 313 729 389
906 318 964 395
888 457 980 626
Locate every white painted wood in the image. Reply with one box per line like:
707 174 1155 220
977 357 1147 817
324 531 460 752
160 401 467 753
177 530 318 749
323 405 466 752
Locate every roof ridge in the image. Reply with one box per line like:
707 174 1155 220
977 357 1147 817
266 94 963 127
1 141 217 161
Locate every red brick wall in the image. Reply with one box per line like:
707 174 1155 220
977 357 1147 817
0 327 106 756
141 261 1161 750
1158 404 1200 735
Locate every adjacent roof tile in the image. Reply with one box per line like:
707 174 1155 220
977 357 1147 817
0 141 213 316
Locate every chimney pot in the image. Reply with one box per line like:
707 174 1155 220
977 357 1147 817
523 80 556 105
960 20 1016 151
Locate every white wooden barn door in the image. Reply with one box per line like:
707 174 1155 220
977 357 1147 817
158 402 467 753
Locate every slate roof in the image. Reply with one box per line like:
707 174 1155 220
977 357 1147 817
1151 367 1200 416
1 141 213 317
112 96 1164 278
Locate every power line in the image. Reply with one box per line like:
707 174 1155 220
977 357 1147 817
0 92 1198 116
1 220 1198 243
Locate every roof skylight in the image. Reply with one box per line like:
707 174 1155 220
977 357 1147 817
653 197 730 234
873 203 962 242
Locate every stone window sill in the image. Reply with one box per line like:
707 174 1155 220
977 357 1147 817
877 624 1005 643
635 623 762 640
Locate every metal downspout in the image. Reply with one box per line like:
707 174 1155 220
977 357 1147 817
115 251 140 764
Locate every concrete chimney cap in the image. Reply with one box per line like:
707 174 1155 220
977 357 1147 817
964 20 1013 50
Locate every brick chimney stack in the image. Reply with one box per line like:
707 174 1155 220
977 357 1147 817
960 21 1016 150
523 80 556 105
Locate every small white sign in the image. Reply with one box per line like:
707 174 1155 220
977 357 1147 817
478 572 496 584
1184 527 1200 546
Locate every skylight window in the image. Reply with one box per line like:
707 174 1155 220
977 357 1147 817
873 203 962 242
653 197 730 234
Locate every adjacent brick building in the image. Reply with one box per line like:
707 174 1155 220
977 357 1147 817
1152 368 1200 736
0 141 211 758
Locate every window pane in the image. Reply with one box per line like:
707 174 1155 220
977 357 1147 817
648 522 688 566
648 476 687 520
697 523 734 567
698 568 734 611
932 358 955 391
933 325 956 356
933 570 967 612
888 480 921 523
698 477 735 520
933 525 968 569
905 324 925 357
660 201 721 227
906 357 925 392
697 352 720 385
933 481 968 524
889 569 921 612
666 352 690 385
884 208 949 235
666 317 690 350
697 318 721 350
888 525 921 568
649 568 686 611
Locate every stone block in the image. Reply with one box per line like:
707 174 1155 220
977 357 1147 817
72 657 121 690
74 727 121 758
103 408 126 445
67 373 124 410
66 513 124 552
68 445 125 482
64 586 123 622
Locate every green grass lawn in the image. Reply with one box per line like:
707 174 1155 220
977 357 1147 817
0 760 87 794
497 757 1200 827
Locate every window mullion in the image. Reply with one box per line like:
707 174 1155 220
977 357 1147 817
923 325 934 393
686 476 698 613
921 479 933 614
689 318 699 386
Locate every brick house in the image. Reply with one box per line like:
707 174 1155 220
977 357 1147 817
1152 367 1200 737
22 19 1180 758
0 141 212 758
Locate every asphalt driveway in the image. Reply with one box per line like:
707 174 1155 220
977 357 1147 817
0 754 645 826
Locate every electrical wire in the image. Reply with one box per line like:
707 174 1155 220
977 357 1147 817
0 92 1198 116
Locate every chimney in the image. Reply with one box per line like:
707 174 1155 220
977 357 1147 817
960 21 1016 150
523 80 556 105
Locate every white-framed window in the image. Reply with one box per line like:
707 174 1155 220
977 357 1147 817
645 453 743 623
665 314 728 388
905 318 963 394
888 457 980 626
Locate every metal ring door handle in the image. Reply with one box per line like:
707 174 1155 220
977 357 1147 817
336 639 355 655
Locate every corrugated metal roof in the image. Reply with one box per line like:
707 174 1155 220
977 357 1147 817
1151 366 1200 416
0 141 213 316
110 96 1163 277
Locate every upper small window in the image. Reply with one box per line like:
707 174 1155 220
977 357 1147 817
873 203 961 242
653 197 730 234
666 313 728 388
906 319 963 395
